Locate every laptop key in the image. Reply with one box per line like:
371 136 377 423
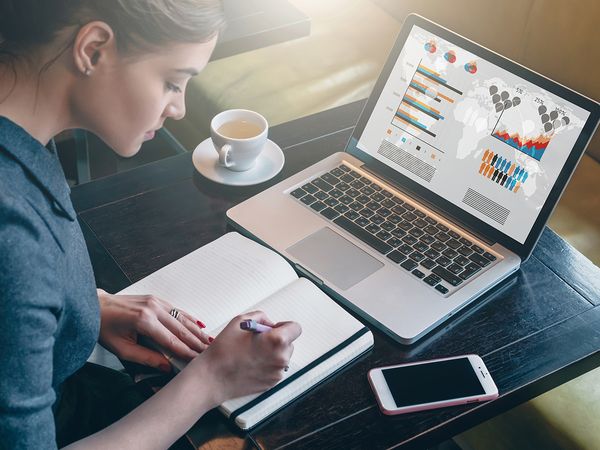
447 239 462 249
356 217 370 227
359 208 375 218
300 194 317 205
432 266 463 286
371 215 385 225
442 248 458 259
403 203 415 211
425 249 440 260
412 269 425 279
447 263 463 275
339 195 353 205
414 209 426 219
387 250 406 264
381 198 395 209
334 204 349 214
436 223 449 232
392 197 404 205
350 180 365 190
339 164 351 172
436 232 451 242
459 267 481 280
291 188 306 199
402 235 418 245
459 237 472 246
360 176 372 185
321 173 339 185
425 216 437 225
340 174 354 183
408 228 424 238
330 167 345 177
381 190 394 198
310 201 327 212
401 259 418 271
333 216 392 254
337 182 350 191
391 228 406 238
398 244 413 255
403 212 418 222
454 255 470 266
302 183 318 194
421 258 437 270
420 234 436 245
413 218 428 228
324 197 339 207
371 192 385 202
377 208 391 218
423 274 441 286
320 208 339 220
329 189 343 198
312 178 333 192
457 246 473 256
483 252 497 261
466 262 481 272
356 195 371 204
413 242 428 253
376 230 392 241
431 241 446 252
315 190 329 201
388 214 403 224
409 251 425 262
348 170 361 179
371 183 382 192
398 221 413 231
388 237 403 247
361 186 375 197
346 188 360 197
344 210 360 220
448 230 461 240
365 224 381 234
381 221 395 232
366 201 380 211
424 225 439 235
392 205 407 216
469 252 492 267
435 284 449 294
436 256 451 266
349 201 363 211
471 244 485 254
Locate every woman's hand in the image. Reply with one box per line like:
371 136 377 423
189 310 302 406
97 289 212 372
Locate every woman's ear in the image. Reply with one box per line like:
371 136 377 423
72 21 115 76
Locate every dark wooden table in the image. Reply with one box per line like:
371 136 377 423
72 100 600 450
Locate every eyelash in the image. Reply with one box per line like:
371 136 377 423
166 82 182 94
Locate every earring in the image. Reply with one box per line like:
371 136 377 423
84 68 91 76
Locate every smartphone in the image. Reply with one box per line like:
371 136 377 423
368 354 498 415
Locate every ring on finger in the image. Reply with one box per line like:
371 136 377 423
169 308 181 322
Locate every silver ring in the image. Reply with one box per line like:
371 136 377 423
169 308 180 321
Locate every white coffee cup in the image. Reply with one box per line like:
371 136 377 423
210 109 268 171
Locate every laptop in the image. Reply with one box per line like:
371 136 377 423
227 14 600 344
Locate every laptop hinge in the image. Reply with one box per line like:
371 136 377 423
359 164 495 246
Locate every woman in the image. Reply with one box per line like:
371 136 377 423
0 1 301 448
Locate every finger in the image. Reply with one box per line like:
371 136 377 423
117 341 172 373
172 310 212 347
157 309 210 353
139 318 199 362
270 321 302 344
145 295 211 338
240 310 277 327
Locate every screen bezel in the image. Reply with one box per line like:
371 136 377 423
345 14 600 261
369 355 496 412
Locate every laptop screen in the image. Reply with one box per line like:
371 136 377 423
356 24 591 244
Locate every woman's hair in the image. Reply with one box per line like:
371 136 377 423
0 0 225 58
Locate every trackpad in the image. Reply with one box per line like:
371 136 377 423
287 227 383 290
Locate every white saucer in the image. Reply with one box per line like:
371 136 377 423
192 137 285 186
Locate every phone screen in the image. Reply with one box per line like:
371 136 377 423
382 357 485 407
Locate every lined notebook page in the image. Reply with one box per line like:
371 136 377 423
118 232 298 332
220 277 366 413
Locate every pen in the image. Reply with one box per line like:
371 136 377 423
240 319 273 333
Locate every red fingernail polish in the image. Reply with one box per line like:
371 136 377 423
208 337 214 343
159 363 171 373
196 320 206 328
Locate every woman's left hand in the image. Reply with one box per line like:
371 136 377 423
97 289 211 372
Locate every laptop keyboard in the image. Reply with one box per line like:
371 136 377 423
289 164 499 295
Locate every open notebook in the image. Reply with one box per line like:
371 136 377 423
118 232 373 430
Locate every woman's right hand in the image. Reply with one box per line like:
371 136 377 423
189 310 302 406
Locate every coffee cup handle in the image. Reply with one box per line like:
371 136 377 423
217 144 234 168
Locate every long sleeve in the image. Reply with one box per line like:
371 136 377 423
0 196 62 449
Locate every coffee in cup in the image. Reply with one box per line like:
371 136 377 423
210 109 268 171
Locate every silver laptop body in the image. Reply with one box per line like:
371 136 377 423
227 15 600 344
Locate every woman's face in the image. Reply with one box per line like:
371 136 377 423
73 37 217 157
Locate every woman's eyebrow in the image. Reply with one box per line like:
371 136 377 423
173 68 200 77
